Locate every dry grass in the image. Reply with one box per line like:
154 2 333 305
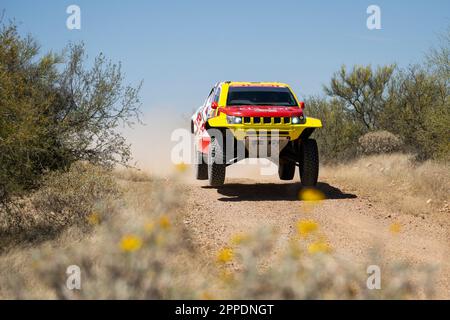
113 167 152 182
0 163 437 299
0 169 213 299
322 154 450 217
0 162 120 252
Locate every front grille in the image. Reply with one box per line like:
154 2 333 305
244 131 291 137
239 117 291 125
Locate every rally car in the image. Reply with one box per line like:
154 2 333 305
191 82 322 187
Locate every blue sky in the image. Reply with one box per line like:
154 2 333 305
2 0 450 114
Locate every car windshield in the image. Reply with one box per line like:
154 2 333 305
226 86 298 107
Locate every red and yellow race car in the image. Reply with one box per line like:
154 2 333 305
191 81 322 186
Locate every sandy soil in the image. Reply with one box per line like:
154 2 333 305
181 171 449 299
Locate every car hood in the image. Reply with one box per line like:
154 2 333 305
221 105 303 117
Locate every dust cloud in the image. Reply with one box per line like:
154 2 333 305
123 109 279 180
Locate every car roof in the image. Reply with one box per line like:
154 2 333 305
222 81 290 88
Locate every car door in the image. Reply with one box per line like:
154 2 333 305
194 87 215 136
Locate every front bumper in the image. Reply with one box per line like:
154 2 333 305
207 112 322 141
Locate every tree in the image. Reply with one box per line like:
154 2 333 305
0 21 142 204
379 28 450 160
324 64 395 130
306 96 364 162
381 66 449 160
53 43 142 166
426 27 450 88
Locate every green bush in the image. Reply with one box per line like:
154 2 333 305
32 162 120 224
358 131 403 155
380 66 450 160
324 64 395 130
0 162 120 249
315 53 448 162
306 97 363 162
0 20 141 204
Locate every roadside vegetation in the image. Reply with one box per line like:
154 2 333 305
0 17 448 299
0 167 434 299
322 154 449 218
307 29 449 163
0 20 141 207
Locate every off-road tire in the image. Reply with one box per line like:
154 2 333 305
195 150 208 180
278 161 295 180
208 137 226 186
299 138 319 186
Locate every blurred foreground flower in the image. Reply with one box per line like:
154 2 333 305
86 212 100 225
308 240 331 254
297 219 319 238
200 291 215 300
159 215 171 230
144 222 155 234
298 188 325 202
120 235 143 252
217 248 234 264
174 162 188 173
230 233 250 246
219 269 235 283
389 222 401 234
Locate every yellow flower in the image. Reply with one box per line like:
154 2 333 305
217 248 234 264
288 237 302 258
389 222 401 234
159 215 171 230
298 188 325 202
155 233 165 246
230 233 249 245
297 219 319 238
120 235 143 252
219 269 235 283
200 291 215 300
307 240 331 254
144 222 155 233
86 212 100 225
175 162 188 173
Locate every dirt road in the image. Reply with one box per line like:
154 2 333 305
182 173 449 299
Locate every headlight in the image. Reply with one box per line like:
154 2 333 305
227 116 243 124
292 116 306 124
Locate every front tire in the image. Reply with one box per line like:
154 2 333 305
195 150 208 180
278 161 295 180
208 137 226 186
299 139 319 186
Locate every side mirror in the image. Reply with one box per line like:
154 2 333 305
299 101 305 109
211 101 218 109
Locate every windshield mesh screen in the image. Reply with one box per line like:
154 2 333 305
227 87 297 107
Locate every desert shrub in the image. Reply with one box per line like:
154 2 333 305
306 97 363 162
358 131 403 155
34 215 201 299
32 162 120 223
113 168 152 182
219 226 432 299
0 20 141 204
23 220 432 299
0 171 437 299
0 162 120 250
324 64 395 130
4 177 207 299
380 66 449 160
